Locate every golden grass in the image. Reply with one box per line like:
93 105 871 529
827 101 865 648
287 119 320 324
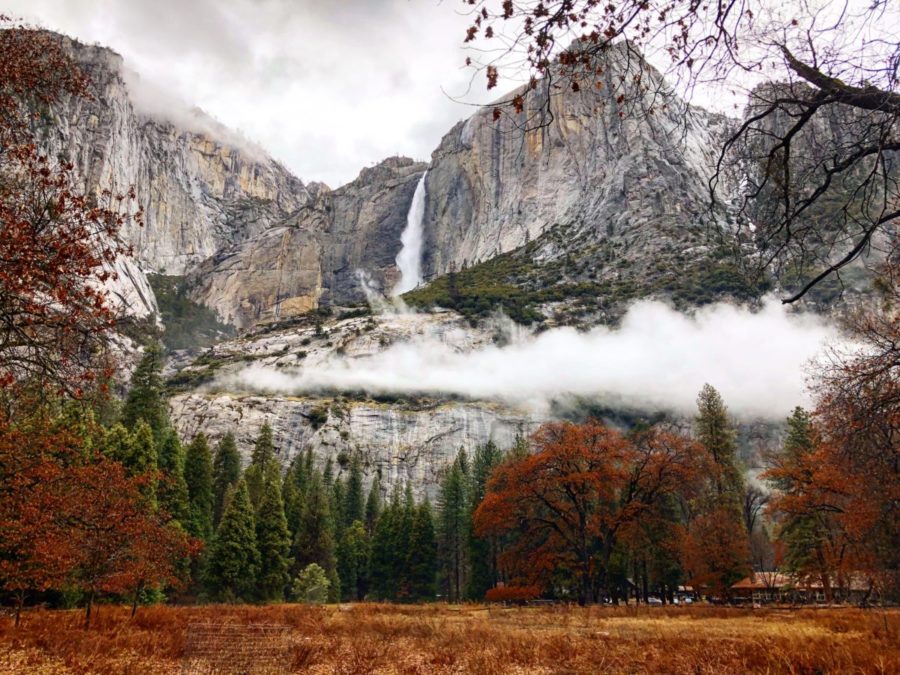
1 603 897 674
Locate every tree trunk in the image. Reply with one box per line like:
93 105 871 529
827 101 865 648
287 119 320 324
14 591 24 628
84 590 94 629
131 583 143 619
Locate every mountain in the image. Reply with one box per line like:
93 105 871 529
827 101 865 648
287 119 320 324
28 31 858 495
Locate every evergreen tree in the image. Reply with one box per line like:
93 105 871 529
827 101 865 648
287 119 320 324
103 423 134 465
252 422 276 467
255 464 291 601
396 483 416 597
246 423 276 511
129 420 158 476
291 563 330 604
212 432 242 527
293 471 340 602
121 342 168 440
282 469 302 540
693 385 749 596
344 454 365 526
205 480 260 601
157 428 190 523
467 441 503 599
331 475 346 536
695 384 744 499
337 520 370 601
407 499 437 601
437 453 470 602
369 489 401 600
184 433 214 541
364 474 382 534
768 407 823 577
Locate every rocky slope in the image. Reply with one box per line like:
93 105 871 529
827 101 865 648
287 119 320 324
166 309 539 496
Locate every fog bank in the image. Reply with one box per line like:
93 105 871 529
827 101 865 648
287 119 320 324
227 299 842 420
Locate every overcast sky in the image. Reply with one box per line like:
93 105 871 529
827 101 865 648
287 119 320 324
3 0 496 187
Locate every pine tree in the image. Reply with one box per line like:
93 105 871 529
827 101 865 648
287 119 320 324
293 471 340 601
467 441 503 599
157 429 190 523
369 489 400 600
407 499 437 601
438 453 470 602
365 474 382 534
337 520 370 601
396 483 416 597
103 423 135 465
331 475 346 536
121 342 168 440
246 423 276 510
344 454 365 526
255 464 291 601
184 433 214 541
695 384 744 499
252 422 276 467
212 432 242 527
129 420 158 476
693 385 748 596
206 479 260 601
769 407 823 577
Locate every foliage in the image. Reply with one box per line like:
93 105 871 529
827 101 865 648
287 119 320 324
147 274 234 352
254 465 291 601
475 421 705 604
291 563 330 604
205 480 259 602
184 434 214 541
0 23 139 395
211 432 241 527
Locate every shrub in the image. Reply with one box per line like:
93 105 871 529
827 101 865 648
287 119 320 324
291 564 330 604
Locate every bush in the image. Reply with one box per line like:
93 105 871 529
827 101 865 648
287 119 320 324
292 564 330 604
484 585 541 603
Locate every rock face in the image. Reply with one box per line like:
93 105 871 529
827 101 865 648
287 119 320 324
166 309 539 496
48 36 310 279
419 45 731 280
169 393 534 498
186 157 428 328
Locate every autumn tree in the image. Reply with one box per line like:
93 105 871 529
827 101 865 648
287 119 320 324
475 421 702 604
767 261 899 601
459 1 900 302
0 22 139 396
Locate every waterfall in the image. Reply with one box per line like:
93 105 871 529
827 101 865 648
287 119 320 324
392 171 427 296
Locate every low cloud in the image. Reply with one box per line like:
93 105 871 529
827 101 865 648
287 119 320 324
226 299 842 420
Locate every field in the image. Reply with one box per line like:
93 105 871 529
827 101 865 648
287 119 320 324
1 603 897 674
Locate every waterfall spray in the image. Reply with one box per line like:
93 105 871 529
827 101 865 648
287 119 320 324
393 171 427 296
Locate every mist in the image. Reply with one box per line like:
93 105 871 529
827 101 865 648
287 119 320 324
226 299 843 421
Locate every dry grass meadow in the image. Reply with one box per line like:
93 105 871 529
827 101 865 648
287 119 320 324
1 603 897 674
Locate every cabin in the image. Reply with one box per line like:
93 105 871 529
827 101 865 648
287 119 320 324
731 572 875 605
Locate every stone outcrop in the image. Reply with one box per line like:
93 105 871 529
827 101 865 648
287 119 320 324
418 45 731 280
166 308 539 496
169 392 534 498
185 157 428 328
